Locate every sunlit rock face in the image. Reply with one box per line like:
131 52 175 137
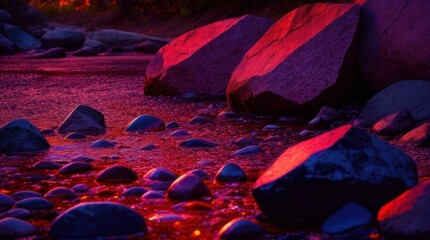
57 105 106 134
144 15 273 97
378 181 430 239
0 118 50 153
253 124 418 225
356 0 430 91
359 80 430 126
400 122 430 147
227 3 360 114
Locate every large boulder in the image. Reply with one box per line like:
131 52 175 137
356 0 430 91
0 118 50 153
57 105 106 134
144 15 273 97
0 23 41 50
0 34 15 55
41 29 85 51
253 124 417 225
227 3 361 114
87 29 170 48
378 181 430 239
359 80 430 126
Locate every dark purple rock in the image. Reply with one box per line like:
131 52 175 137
218 218 266 240
231 145 263 157
58 162 93 175
165 121 179 129
188 116 213 125
169 129 190 138
188 169 209 179
0 193 15 212
167 173 210 201
41 29 85 51
96 165 138 184
0 34 16 55
1 23 41 50
217 110 242 120
121 187 148 197
179 138 219 148
57 105 106 134
0 217 36 238
15 197 53 210
253 124 418 225
378 180 430 239
400 122 430 147
72 183 89 193
65 132 86 139
321 203 372 233
70 155 94 162
11 191 42 201
0 208 31 219
232 137 260 147
91 139 116 148
134 41 161 54
32 161 61 170
44 187 78 201
141 143 156 150
215 163 247 183
141 191 165 199
0 118 50 153
371 110 415 135
307 106 342 130
29 47 66 59
72 47 98 56
125 115 165 132
172 201 214 212
48 202 147 239
144 167 177 182
227 3 360 114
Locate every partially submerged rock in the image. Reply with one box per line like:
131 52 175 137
125 115 165 132
253 124 418 225
0 118 50 153
57 105 106 134
41 28 85 51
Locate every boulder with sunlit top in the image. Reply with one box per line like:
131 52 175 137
144 15 273 97
227 3 360 114
253 124 418 226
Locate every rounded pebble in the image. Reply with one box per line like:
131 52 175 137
165 122 179 129
0 217 37 238
44 187 79 201
32 161 61 170
96 165 138 184
125 115 165 132
215 163 247 183
65 132 86 139
179 138 219 148
218 218 265 239
91 139 116 148
167 173 210 201
11 191 42 201
144 167 177 182
58 162 93 175
121 186 148 197
169 129 190 138
15 197 54 210
231 145 263 157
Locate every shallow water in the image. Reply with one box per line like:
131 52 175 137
0 54 428 239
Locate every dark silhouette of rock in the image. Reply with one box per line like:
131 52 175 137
0 34 15 55
141 143 156 150
231 145 263 157
32 161 61 170
188 116 213 125
356 0 430 91
144 15 273 97
87 29 169 48
169 129 190 138
58 162 93 175
218 218 265 240
0 193 15 212
41 29 85 51
321 203 371 233
141 191 164 199
83 39 107 52
65 132 86 139
307 106 342 130
232 137 260 147
72 47 98 56
400 122 430 147
165 121 179 129
91 139 116 148
359 80 430 126
134 41 161 53
29 47 67 59
44 187 78 201
48 202 147 239
215 163 247 183
57 105 106 134
371 110 415 136
0 208 31 219
15 197 53 210
227 3 360 114
11 191 42 201
1 23 41 50
121 187 148 197
0 217 36 239
167 173 210 200
125 115 165 132
253 124 418 225
378 180 430 239
0 118 50 153
144 167 177 181
179 138 219 148
96 165 138 184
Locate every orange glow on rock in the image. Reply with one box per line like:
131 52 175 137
193 230 201 237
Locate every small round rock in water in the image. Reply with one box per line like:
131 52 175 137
215 163 247 183
96 165 138 184
121 187 148 197
48 202 147 239
125 114 165 132
15 197 54 210
91 139 116 148
0 217 37 239
179 138 219 148
58 162 93 175
167 173 210 201
144 167 177 182
148 212 184 222
165 121 179 129
44 187 79 201
0 193 16 212
32 161 61 170
141 144 156 150
321 202 372 234
0 208 31 219
188 169 209 179
141 191 165 199
169 129 190 138
231 145 263 157
72 183 89 193
11 191 42 201
188 116 213 125
218 218 265 240
262 124 281 130
65 132 86 139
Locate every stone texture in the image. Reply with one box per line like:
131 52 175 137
227 3 360 114
41 29 85 51
144 167 177 182
359 80 430 125
0 193 15 212
57 105 106 134
0 118 50 153
1 23 41 50
125 115 165 132
15 197 53 210
218 218 265 240
49 202 147 239
91 139 116 148
0 217 36 238
400 122 430 147
321 202 372 233
371 110 415 135
96 165 138 184
378 181 430 239
215 163 247 183
356 0 430 91
179 138 219 148
44 187 78 201
167 173 210 200
253 124 418 225
144 15 273 97
58 162 93 175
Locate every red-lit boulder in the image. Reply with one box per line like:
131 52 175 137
359 80 430 126
253 124 417 225
356 0 430 91
227 3 360 114
400 122 430 148
378 181 430 239
144 15 273 97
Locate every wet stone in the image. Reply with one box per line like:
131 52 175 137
40 129 55 135
262 124 281 130
142 144 156 150
0 208 31 219
125 114 165 132
172 201 214 212
232 137 260 147
197 160 216 167
0 217 36 239
11 191 42 201
149 212 184 222
263 136 282 142
26 174 52 182
58 162 93 175
71 155 94 162
321 203 372 234
65 132 86 139
57 105 106 134
32 161 61 170
91 139 116 148
217 110 241 120
72 183 89 193
218 218 266 240
371 110 415 136
169 129 190 138
96 165 138 184
188 116 213 125
215 163 247 183
72 47 98 56
179 138 219 148
15 197 54 210
30 47 67 59
231 145 263 157
0 193 16 212
44 187 79 201
148 181 172 191
121 186 148 197
142 191 165 199
107 154 120 160
167 173 211 201
144 167 177 182
188 169 209 179
48 202 147 239
165 121 179 129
